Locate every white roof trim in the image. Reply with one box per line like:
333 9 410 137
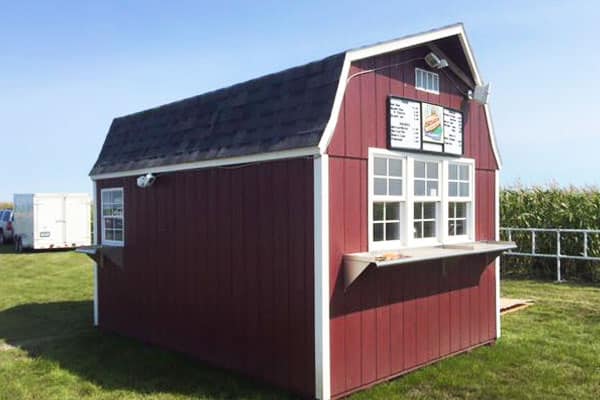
318 23 502 169
90 146 319 180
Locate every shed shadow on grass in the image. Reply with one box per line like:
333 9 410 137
0 301 294 399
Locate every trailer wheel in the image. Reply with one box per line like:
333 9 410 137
15 238 23 253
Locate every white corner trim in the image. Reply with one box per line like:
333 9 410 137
91 147 320 180
92 180 99 327
314 154 331 400
495 169 501 338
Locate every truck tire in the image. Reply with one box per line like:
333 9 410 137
15 238 23 253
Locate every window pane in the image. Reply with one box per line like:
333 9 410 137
114 230 123 241
449 182 458 197
386 202 399 220
456 203 467 218
414 221 423 238
115 218 123 229
374 178 387 195
427 181 438 196
414 180 426 196
373 203 384 221
460 182 469 197
427 162 438 179
102 191 111 203
103 207 112 216
426 73 432 90
448 202 455 218
423 202 436 219
386 223 400 240
105 218 114 229
449 164 458 180
105 229 114 240
113 207 123 217
414 202 422 219
373 223 384 241
113 190 123 204
414 161 426 178
449 221 456 236
424 221 436 237
459 165 469 180
389 179 402 196
389 159 402 177
374 157 387 176
456 220 466 235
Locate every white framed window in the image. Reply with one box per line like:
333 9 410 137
101 188 124 246
369 151 405 250
446 162 473 240
368 149 475 251
415 67 440 94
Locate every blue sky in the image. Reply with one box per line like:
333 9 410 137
1 0 598 201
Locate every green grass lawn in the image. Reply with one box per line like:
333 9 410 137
0 245 599 400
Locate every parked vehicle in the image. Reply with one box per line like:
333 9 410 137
0 209 14 244
13 193 91 252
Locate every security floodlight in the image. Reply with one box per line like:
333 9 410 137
425 52 449 69
136 173 156 188
470 83 490 105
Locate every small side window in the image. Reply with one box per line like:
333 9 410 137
101 188 124 245
415 68 440 94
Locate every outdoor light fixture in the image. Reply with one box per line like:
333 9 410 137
424 52 449 69
136 173 156 188
469 83 490 105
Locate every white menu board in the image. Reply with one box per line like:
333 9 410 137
443 108 463 155
389 98 421 150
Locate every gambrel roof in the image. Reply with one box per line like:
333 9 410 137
91 23 500 178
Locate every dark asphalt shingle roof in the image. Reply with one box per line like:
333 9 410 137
90 53 345 175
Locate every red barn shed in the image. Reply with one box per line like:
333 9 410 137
86 24 515 400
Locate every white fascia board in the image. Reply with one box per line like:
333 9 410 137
318 23 502 171
457 26 503 169
346 23 465 62
318 54 351 154
314 154 331 400
484 103 503 169
90 147 320 180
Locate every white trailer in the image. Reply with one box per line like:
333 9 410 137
13 193 92 252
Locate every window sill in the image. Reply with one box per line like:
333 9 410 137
343 240 516 290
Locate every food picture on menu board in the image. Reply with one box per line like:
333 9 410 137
422 103 444 143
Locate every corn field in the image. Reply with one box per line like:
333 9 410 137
500 186 600 282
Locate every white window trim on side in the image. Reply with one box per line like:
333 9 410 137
445 160 476 244
368 148 475 252
368 149 406 251
100 187 125 247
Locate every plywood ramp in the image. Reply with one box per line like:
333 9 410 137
500 298 533 315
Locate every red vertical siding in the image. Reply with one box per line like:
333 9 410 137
327 43 499 399
96 157 315 398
